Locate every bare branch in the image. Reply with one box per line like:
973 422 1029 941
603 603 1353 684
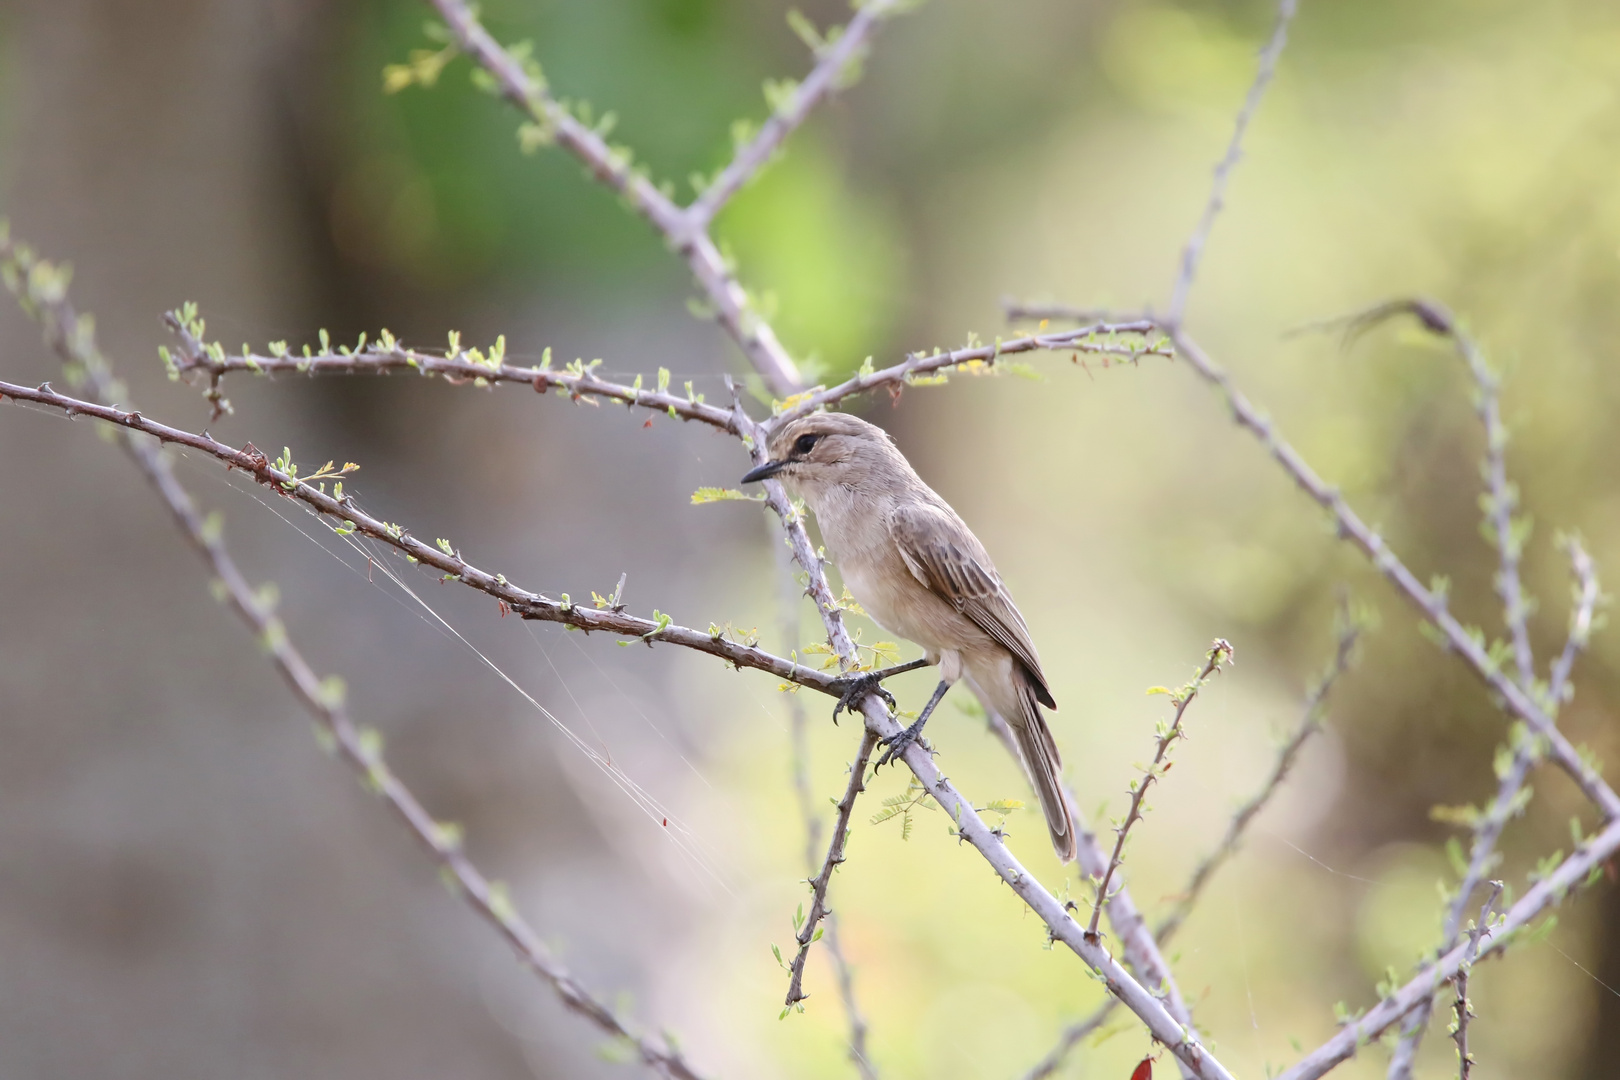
785 729 879 1009
1021 1000 1119 1080
688 1 903 228
978 703 1199 1068
1166 0 1299 325
1088 640 1234 939
163 310 738 432
1 242 706 1080
772 320 1166 426
1452 882 1502 1080
777 546 877 1078
427 0 803 395
1156 620 1358 942
1277 818 1619 1080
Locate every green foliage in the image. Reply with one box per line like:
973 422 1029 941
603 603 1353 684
870 776 936 840
691 486 764 505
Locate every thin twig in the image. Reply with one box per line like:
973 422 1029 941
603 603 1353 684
978 702 1199 1068
1155 621 1358 942
778 544 877 1078
1452 882 1503 1080
427 0 802 396
786 730 879 1009
163 312 738 431
1166 0 1299 325
1088 640 1234 939
0 242 706 1080
768 321 1167 427
688 1 902 228
1021 1000 1119 1080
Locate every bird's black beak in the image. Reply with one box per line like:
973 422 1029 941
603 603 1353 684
740 459 788 484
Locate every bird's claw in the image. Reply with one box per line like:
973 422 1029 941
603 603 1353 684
831 671 897 722
875 719 929 770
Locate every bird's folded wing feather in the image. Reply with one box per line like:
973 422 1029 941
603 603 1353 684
888 501 1055 708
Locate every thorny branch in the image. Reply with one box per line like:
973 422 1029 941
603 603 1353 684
163 310 739 431
1166 0 1299 324
1029 619 1356 1080
0 242 707 1080
1155 620 1359 942
1088 641 1234 939
688 0 903 228
778 545 877 1079
1452 883 1503 1080
785 729 879 1009
770 321 1168 426
978 704 1200 1065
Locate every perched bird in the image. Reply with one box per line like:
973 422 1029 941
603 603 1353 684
742 412 1076 861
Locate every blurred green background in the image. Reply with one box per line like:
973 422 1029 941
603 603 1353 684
1 1 1618 1078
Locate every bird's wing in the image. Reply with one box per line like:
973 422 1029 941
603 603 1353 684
889 501 1055 708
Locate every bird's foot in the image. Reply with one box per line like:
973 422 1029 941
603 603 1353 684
830 670 898 723
875 719 929 770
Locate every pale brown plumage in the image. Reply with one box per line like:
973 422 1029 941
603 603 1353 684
742 412 1076 862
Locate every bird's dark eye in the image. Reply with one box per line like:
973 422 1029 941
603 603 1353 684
792 433 820 456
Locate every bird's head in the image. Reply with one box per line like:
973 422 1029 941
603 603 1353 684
740 412 907 501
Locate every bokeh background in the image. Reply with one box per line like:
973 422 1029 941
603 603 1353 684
2 0 1618 1077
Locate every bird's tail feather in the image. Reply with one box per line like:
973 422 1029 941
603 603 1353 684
1010 683 1077 863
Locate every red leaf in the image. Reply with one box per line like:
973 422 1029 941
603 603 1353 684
643 417 654 428
1130 1058 1153 1080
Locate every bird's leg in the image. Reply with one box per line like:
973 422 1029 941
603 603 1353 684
830 657 931 722
876 679 951 769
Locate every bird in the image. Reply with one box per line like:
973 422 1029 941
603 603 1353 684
741 412 1076 862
